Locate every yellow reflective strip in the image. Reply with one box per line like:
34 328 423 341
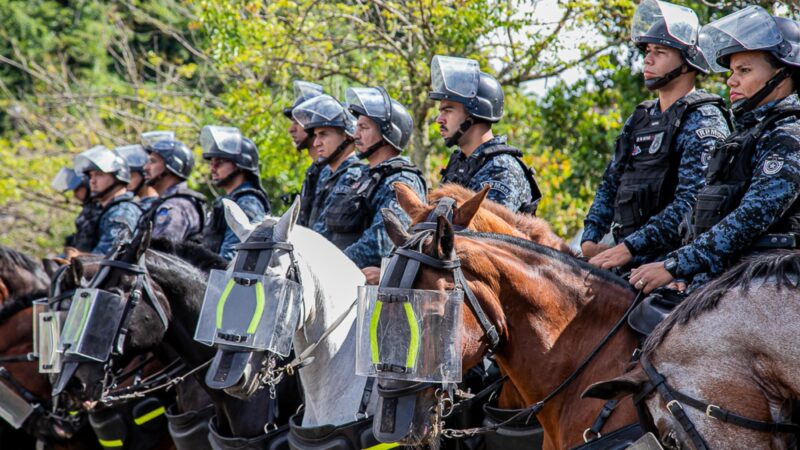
68 410 79 416
369 301 383 364
72 296 92 343
98 438 124 447
363 442 400 450
216 279 236 329
403 302 419 370
133 405 165 425
248 281 265 334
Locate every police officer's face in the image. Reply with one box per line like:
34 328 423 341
127 172 144 191
88 170 117 194
727 51 788 106
354 116 382 152
73 185 89 202
436 100 468 140
643 44 683 80
313 127 347 161
208 157 236 182
143 153 166 181
288 120 309 148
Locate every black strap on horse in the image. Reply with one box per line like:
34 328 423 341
636 354 800 450
97 258 169 331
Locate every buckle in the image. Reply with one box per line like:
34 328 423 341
583 428 601 443
666 400 683 416
706 404 720 418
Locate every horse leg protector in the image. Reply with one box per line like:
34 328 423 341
165 403 215 450
208 415 290 450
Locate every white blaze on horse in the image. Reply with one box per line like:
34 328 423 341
222 198 376 427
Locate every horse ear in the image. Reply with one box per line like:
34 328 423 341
382 208 411 247
393 182 427 219
274 196 301 242
453 185 490 228
434 215 456 260
582 366 648 400
223 198 256 242
70 259 84 285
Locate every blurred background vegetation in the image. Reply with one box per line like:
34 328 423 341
0 0 795 256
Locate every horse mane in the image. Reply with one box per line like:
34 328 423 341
643 249 800 354
149 238 228 273
0 288 48 325
0 245 46 279
462 231 632 290
431 184 572 254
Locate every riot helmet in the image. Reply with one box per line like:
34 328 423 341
346 86 413 157
293 95 357 165
140 131 176 151
283 81 324 119
632 0 709 90
114 144 148 174
699 6 800 113
201 126 259 173
428 55 504 146
73 145 131 184
145 139 195 180
51 167 86 193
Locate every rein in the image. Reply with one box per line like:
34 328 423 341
635 354 800 450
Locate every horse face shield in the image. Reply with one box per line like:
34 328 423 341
194 269 302 357
355 285 464 384
33 299 65 373
59 288 128 363
0 368 36 429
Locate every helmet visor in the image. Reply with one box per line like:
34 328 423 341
113 144 147 168
345 87 392 121
430 55 480 99
632 0 699 47
200 126 243 155
292 95 346 129
293 80 324 104
51 168 82 192
699 6 784 72
73 146 120 175
140 131 175 149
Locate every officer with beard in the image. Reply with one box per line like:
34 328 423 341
284 80 326 227
52 167 102 252
201 126 271 260
72 146 142 255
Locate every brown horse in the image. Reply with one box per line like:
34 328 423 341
379 210 642 449
586 250 800 449
0 245 50 304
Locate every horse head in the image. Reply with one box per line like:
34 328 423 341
52 224 171 403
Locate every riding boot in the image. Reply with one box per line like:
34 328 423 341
208 415 290 450
165 403 214 450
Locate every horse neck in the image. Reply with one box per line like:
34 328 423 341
291 226 370 426
0 307 50 400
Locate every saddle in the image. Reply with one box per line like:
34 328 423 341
627 289 687 337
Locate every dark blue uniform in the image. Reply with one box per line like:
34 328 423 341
151 182 205 243
309 155 365 233
218 182 269 260
93 192 142 255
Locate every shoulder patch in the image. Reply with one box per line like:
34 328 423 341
484 180 512 198
698 105 720 117
695 128 726 140
155 207 171 225
762 155 785 176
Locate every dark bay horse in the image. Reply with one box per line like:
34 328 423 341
379 211 642 449
586 250 800 449
0 245 50 304
53 229 301 444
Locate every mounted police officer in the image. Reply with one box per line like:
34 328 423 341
72 146 142 255
114 143 159 211
631 7 800 294
430 55 541 214
292 94 366 235
140 137 206 243
201 126 271 260
284 80 326 227
584 0 731 272
52 167 101 252
318 86 426 276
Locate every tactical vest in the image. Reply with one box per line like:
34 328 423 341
308 163 361 229
325 160 425 250
140 185 207 244
440 143 542 214
204 188 271 254
693 104 800 238
612 92 728 241
298 163 324 227
67 201 104 252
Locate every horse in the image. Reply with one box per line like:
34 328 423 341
51 228 301 446
375 210 644 449
0 245 50 304
585 250 800 450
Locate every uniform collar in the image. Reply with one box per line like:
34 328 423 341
231 181 255 195
163 181 187 196
468 136 507 159
331 154 360 175
737 94 800 126
371 155 408 171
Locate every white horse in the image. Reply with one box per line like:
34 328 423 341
222 198 375 427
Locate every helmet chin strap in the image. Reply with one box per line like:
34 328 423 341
444 117 474 147
356 138 386 159
316 137 353 166
296 134 314 152
644 63 686 91
732 68 790 116
145 169 167 187
213 167 242 188
91 181 125 200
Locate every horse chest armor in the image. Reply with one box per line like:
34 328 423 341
694 105 800 237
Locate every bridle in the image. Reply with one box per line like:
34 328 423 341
633 353 800 450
